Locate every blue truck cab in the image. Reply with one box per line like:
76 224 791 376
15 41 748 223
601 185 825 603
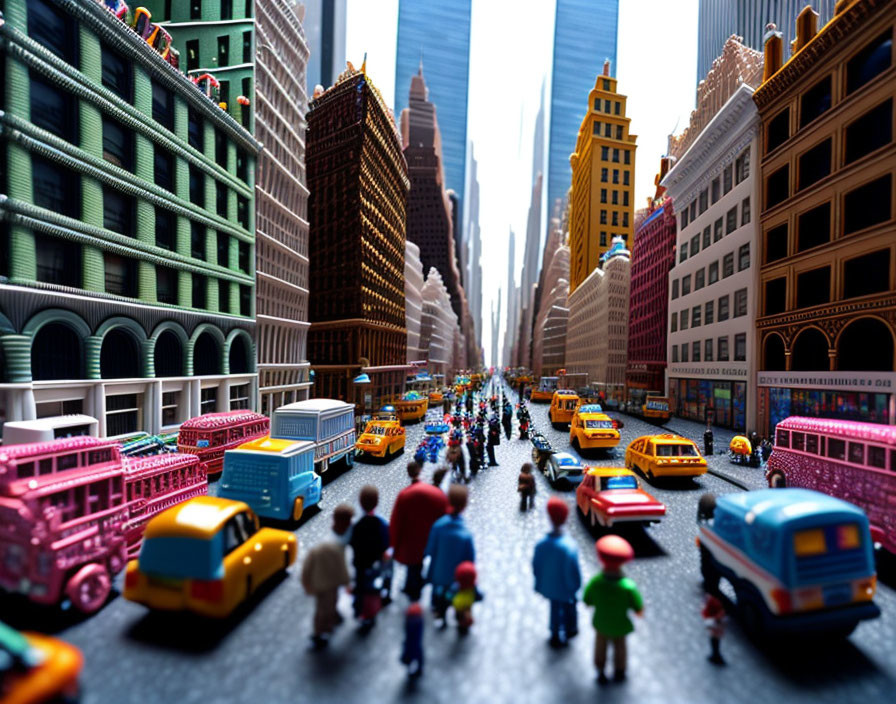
697 488 879 637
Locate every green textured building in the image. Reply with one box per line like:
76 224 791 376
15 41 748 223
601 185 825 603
0 0 259 436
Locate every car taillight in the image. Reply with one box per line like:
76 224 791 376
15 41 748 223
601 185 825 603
125 568 139 589
190 579 224 601
770 588 792 614
854 576 876 600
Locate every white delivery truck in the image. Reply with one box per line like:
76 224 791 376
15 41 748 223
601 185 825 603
271 399 356 473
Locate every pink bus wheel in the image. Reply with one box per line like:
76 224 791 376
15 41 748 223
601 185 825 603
66 564 112 613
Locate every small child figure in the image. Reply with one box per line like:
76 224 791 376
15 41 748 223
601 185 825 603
702 594 726 665
401 603 425 678
451 561 482 634
518 463 536 511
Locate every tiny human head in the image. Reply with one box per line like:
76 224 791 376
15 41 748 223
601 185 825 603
407 461 422 481
448 484 468 515
432 466 448 487
332 503 355 536
359 485 378 513
596 535 634 572
546 497 569 528
521 462 533 474
454 561 477 589
406 602 424 620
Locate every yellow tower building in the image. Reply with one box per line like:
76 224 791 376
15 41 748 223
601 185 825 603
568 61 637 293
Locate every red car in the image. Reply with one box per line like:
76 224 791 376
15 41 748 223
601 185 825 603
576 467 666 528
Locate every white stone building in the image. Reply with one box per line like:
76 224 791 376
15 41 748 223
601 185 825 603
405 241 425 363
661 83 760 432
419 268 458 379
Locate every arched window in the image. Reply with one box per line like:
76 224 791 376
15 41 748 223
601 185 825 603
839 318 893 371
790 328 829 371
155 330 183 377
229 334 251 374
194 332 221 375
32 323 82 380
763 334 786 371
101 328 140 379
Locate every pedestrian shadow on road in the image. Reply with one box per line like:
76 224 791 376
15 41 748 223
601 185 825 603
576 515 667 559
0 592 109 634
874 548 896 589
124 572 290 654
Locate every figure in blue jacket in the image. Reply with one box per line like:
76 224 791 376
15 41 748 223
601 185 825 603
533 497 582 647
424 485 475 625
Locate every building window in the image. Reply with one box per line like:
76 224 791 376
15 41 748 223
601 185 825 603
614 102 621 115
797 202 830 252
713 218 723 242
157 266 178 304
186 39 199 71
843 174 891 235
593 121 601 135
218 280 230 313
681 343 689 362
681 274 691 295
154 145 175 192
612 212 619 226
601 168 608 182
672 346 678 363
230 384 250 410
162 391 181 426
155 208 176 250
217 35 230 67
705 339 714 362
708 261 719 284
689 201 697 222
671 278 679 299
612 191 618 205
681 209 689 229
766 165 789 209
702 226 711 250
695 268 705 291
612 149 620 163
599 232 607 247
723 253 734 278
796 266 831 309
601 189 608 204
692 341 701 362
604 100 611 112
624 151 630 165
725 207 737 234
679 244 687 263
718 295 730 321
189 166 206 207
765 278 786 316
845 100 893 164
594 99 601 112
844 250 890 299
215 129 228 169
680 309 689 330
623 171 630 186
33 157 80 219
152 80 175 131
217 232 230 268
29 0 78 63
798 139 831 191
35 232 80 287
200 387 218 414
216 182 229 217
103 187 135 236
193 274 207 309
240 285 251 316
106 394 142 437
690 234 700 256
705 300 714 325
191 221 205 260
616 125 623 140
723 165 732 194
239 241 250 273
188 108 204 151
711 177 720 204
800 76 832 128
741 198 750 226
734 334 747 362
671 311 678 332
601 146 609 160
718 337 730 361
102 118 134 171
604 123 612 138
733 288 748 317
699 189 708 214
692 305 701 327
767 108 790 153
735 148 750 184
738 244 750 271
104 253 137 297
765 224 788 263
600 210 608 225
102 43 132 102
846 30 892 95
191 0 203 20
30 74 78 143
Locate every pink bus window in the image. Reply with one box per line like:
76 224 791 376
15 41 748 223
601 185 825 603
828 438 846 461
776 429 789 447
792 432 805 451
18 462 35 478
88 449 112 465
848 443 865 465
868 445 886 469
805 434 819 454
39 458 52 475
58 453 78 471
891 449 896 472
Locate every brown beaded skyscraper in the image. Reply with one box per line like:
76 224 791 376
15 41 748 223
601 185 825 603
306 65 410 406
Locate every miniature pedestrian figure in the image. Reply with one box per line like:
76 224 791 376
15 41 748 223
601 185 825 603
401 603 425 678
486 416 501 466
349 486 391 627
702 594 726 665
451 561 482 635
583 535 643 684
502 402 513 440
432 465 449 490
467 431 481 478
518 403 531 440
533 498 581 648
465 392 474 414
301 503 355 650
760 437 773 464
447 443 467 483
424 485 475 627
518 463 536 511
390 462 449 601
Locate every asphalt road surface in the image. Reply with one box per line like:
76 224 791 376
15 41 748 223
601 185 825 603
3 377 895 704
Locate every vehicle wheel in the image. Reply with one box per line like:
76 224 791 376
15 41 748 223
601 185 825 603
699 547 721 594
344 452 355 469
292 496 305 522
283 548 291 570
768 471 786 488
646 469 655 482
571 436 580 452
697 493 716 522
66 564 111 613
735 583 766 640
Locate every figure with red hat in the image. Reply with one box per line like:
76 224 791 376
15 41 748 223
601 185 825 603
400 602 425 678
532 497 582 648
702 593 727 665
451 561 483 634
583 535 643 684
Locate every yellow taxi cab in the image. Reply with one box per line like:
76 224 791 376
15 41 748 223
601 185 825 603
530 376 559 402
549 389 580 428
124 496 297 618
428 389 444 404
625 434 708 480
355 415 406 459
392 393 429 423
0 622 82 704
569 403 620 451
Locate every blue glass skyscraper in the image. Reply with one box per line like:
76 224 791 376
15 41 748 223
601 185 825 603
547 0 619 220
395 0 472 214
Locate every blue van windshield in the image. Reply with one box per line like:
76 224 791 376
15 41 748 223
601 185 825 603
605 476 638 490
139 535 224 580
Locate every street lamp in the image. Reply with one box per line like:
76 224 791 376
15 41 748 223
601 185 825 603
353 372 372 432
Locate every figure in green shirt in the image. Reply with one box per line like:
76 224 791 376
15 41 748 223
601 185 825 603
582 535 643 684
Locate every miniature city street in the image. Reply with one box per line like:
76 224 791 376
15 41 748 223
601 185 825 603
3 381 894 704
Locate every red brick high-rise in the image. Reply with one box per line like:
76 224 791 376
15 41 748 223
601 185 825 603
306 64 411 406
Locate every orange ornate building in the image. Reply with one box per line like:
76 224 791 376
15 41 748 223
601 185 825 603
753 0 896 434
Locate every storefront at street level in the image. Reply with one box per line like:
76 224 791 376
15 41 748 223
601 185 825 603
667 364 750 432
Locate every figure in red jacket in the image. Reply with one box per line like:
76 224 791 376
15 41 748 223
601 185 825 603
389 461 449 600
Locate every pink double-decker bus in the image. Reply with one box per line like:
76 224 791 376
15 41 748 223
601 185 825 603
0 436 206 613
177 411 269 477
766 416 896 554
